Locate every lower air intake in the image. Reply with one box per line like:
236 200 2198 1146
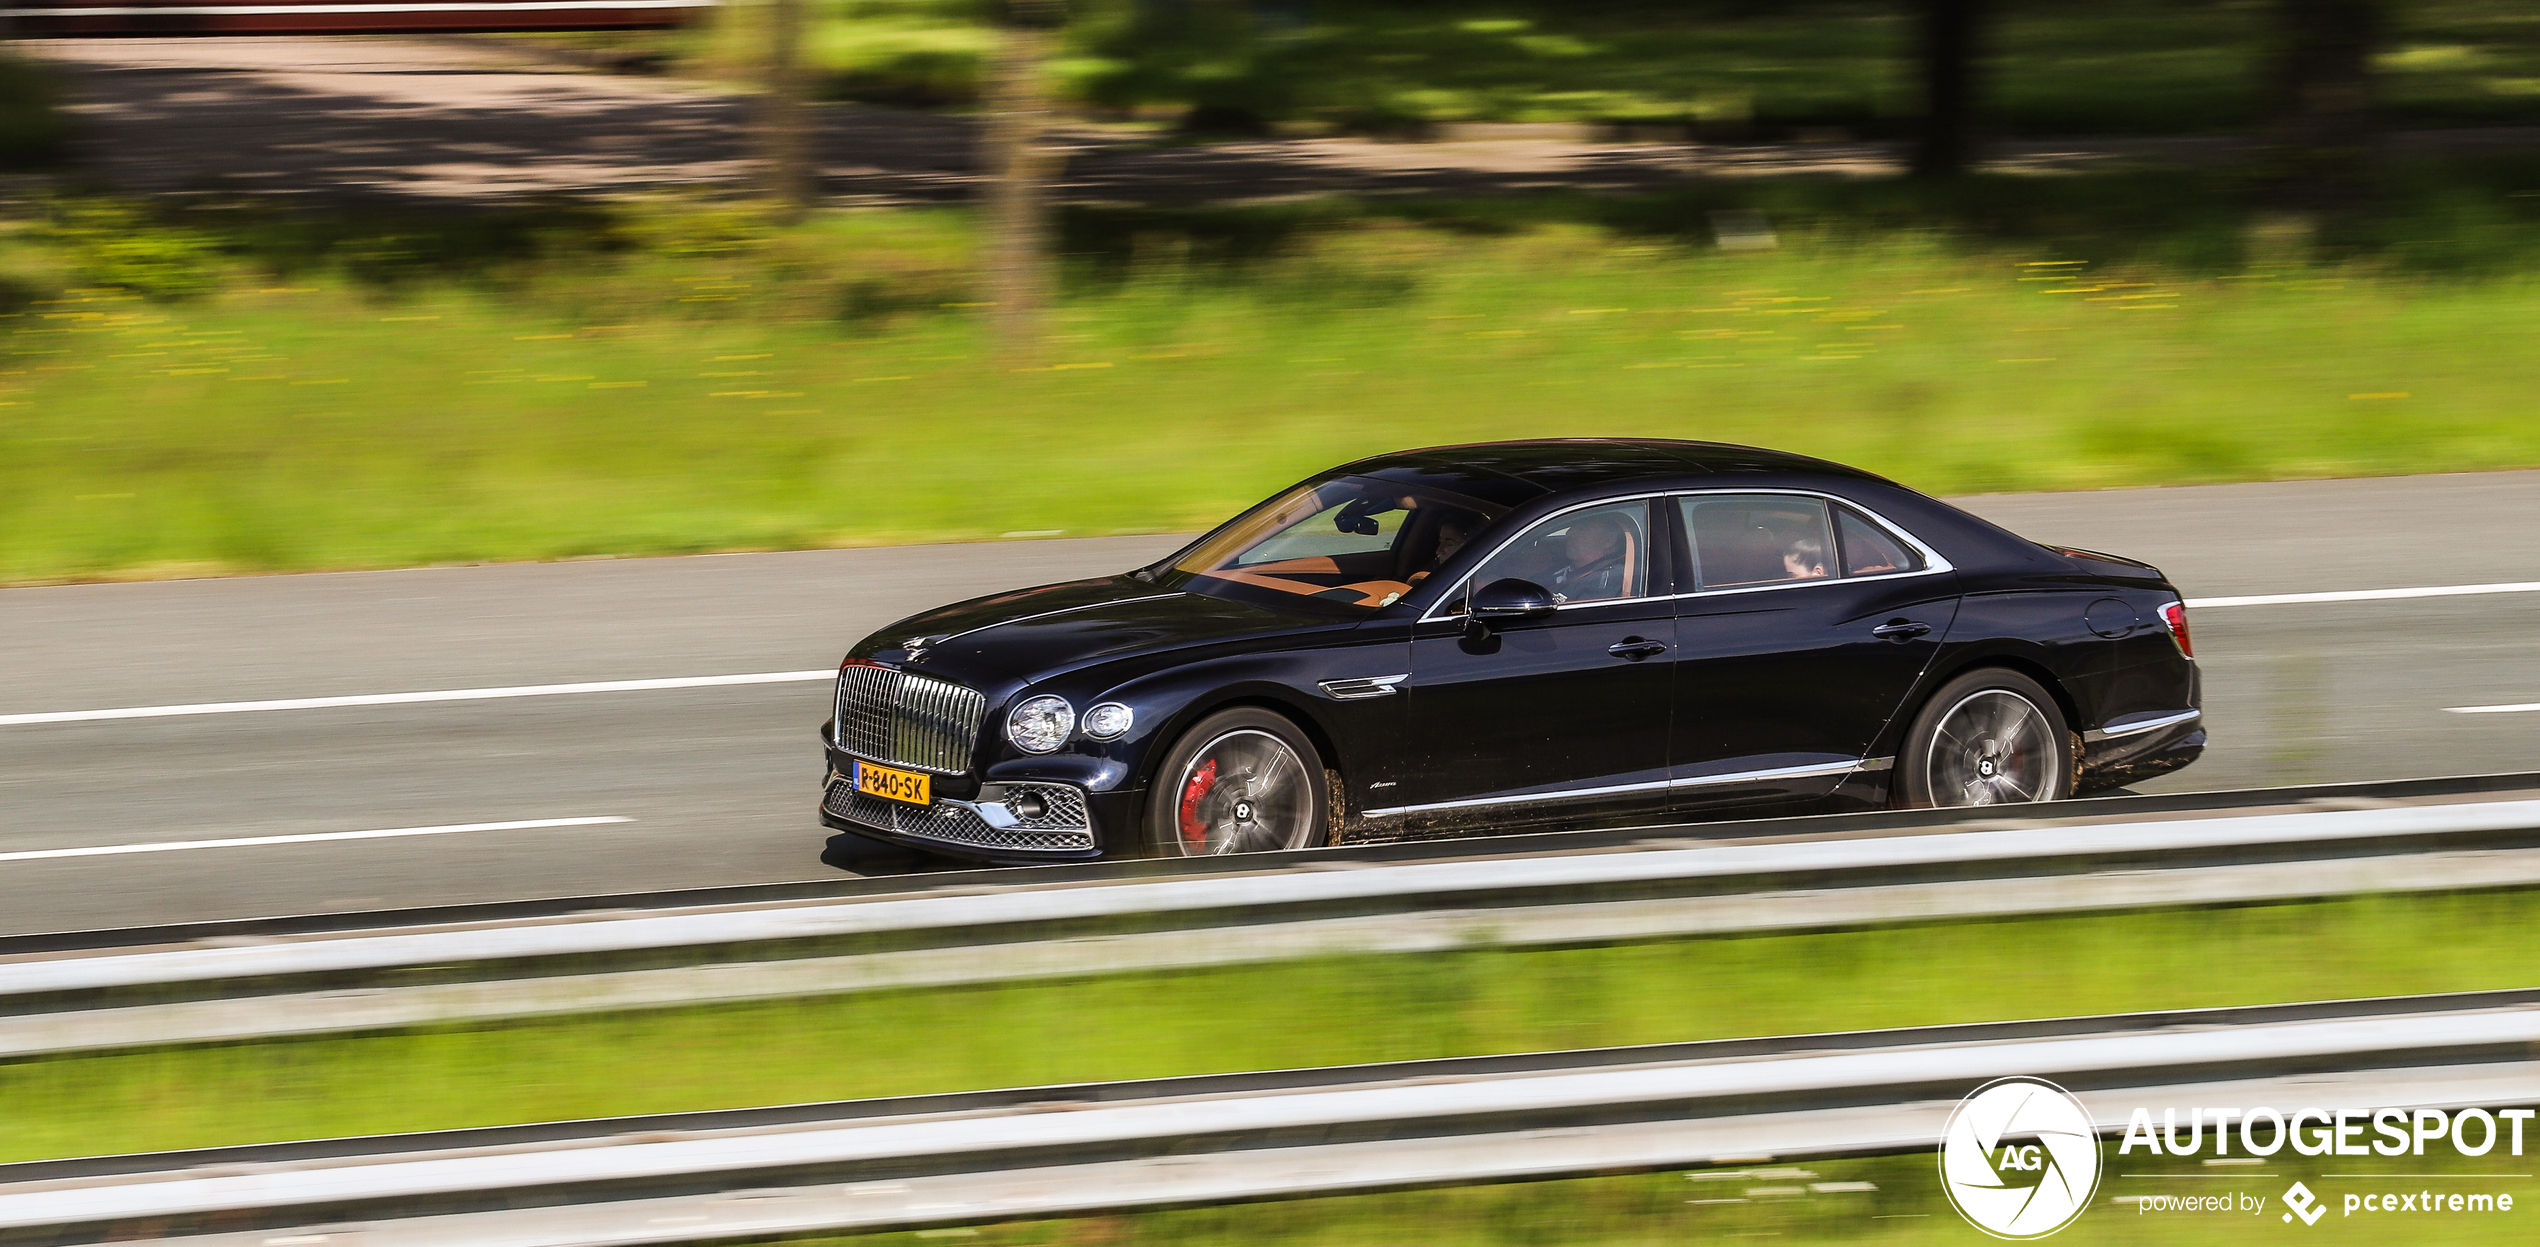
825 780 1095 853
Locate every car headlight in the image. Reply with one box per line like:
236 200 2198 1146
1081 701 1134 741
1006 695 1075 754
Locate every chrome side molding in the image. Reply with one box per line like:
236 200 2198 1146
1365 758 1866 819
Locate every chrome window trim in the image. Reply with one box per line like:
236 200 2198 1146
1363 758 1867 818
1418 488 1953 622
1419 491 1672 623
2083 707 2201 743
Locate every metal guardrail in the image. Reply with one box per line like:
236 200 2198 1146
2 990 2534 1246
22 770 2540 956
5 775 2540 1057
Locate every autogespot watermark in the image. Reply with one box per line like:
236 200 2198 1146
1939 1080 2533 1237
1940 1077 2104 1238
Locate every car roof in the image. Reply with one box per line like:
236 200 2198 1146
1340 438 1884 504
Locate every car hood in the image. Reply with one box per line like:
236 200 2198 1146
853 575 1346 685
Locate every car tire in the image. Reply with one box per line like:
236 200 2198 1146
1147 707 1333 856
1890 668 2075 809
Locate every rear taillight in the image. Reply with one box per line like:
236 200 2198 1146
2160 600 2193 658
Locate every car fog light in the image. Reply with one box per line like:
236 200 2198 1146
1006 695 1075 754
1081 701 1134 740
1011 790 1049 820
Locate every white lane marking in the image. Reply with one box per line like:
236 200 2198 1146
0 817 632 863
2447 703 2540 715
2187 580 2540 609
2 577 2535 728
0 671 835 727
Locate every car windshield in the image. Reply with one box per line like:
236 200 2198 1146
1166 475 1501 611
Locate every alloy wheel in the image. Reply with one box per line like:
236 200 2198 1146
1172 729 1314 855
1925 689 2058 806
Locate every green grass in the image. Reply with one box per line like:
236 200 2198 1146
5 889 2535 1164
617 0 2540 136
9 175 2540 583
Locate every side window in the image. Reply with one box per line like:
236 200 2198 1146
1836 505 1925 577
1680 495 1836 589
1460 500 1653 607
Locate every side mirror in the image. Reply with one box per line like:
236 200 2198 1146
1468 577 1556 630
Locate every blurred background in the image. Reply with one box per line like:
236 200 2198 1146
3 6 2539 1246
2 0 2537 581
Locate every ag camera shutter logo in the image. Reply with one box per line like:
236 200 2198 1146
1940 1077 2104 1238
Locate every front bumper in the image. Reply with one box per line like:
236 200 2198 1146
819 767 1113 860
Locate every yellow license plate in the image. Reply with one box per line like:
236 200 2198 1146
855 760 931 806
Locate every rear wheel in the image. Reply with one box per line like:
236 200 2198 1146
1892 669 2074 809
1148 708 1331 856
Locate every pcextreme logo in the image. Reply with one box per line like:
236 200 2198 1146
2283 1181 2326 1226
1939 1077 2104 1239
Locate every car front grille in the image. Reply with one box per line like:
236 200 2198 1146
834 663 988 775
823 778 1096 853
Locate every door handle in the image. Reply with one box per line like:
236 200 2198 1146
1607 638 1669 661
1870 619 1931 641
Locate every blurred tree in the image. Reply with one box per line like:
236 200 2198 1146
761 0 812 221
2264 0 2385 209
1104 0 1290 135
1910 0 1987 177
986 0 1068 361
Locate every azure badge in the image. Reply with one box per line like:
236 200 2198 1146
1940 1077 2104 1238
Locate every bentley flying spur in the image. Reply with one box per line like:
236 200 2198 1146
819 440 2203 861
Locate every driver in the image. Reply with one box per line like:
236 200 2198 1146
1546 513 1631 602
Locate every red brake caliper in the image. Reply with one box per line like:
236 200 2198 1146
1178 759 1220 851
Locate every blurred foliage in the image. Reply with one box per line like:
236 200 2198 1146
1 888 2534 1163
42 200 223 301
6 158 2540 580
1052 154 2540 279
0 55 70 168
24 193 978 318
590 0 2540 136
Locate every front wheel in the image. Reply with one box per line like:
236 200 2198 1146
1891 669 2075 809
1147 708 1332 856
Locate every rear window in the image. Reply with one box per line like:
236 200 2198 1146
1681 495 1835 589
1836 505 1925 576
1678 495 1926 590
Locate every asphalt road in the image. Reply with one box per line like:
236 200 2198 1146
4 470 2538 935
